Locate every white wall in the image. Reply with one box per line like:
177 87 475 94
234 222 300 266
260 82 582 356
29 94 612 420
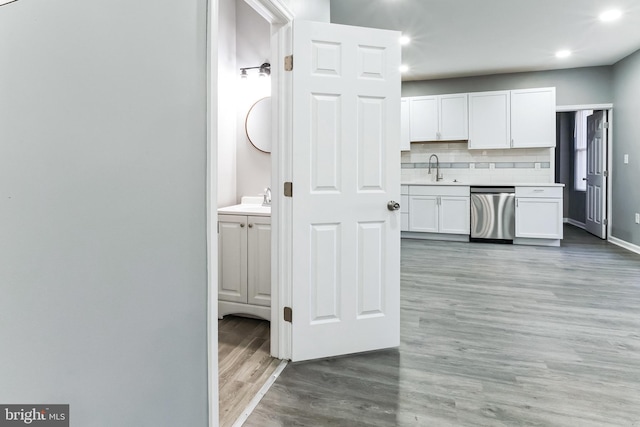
0 0 209 425
236 0 272 200
218 0 239 207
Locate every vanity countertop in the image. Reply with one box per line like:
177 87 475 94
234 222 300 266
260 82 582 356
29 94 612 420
217 196 271 217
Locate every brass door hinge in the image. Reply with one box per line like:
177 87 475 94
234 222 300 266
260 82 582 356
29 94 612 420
284 55 293 71
284 182 293 197
604 218 609 226
284 306 292 323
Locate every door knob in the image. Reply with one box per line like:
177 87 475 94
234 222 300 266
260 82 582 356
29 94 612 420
387 201 401 211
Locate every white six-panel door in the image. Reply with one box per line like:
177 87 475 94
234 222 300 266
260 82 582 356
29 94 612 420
585 110 607 239
291 20 401 362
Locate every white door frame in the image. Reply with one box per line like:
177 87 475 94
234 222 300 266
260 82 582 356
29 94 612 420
556 104 613 239
206 1 293 425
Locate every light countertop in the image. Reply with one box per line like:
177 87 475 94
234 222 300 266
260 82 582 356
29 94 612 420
401 181 564 187
217 196 271 217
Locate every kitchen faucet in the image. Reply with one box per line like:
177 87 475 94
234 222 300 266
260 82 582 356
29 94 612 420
428 154 443 181
262 187 272 206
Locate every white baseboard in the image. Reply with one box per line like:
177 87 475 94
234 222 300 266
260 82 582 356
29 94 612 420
565 218 586 229
609 236 640 256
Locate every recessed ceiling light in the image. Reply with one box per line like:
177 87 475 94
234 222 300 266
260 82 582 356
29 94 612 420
599 9 622 22
556 50 572 59
399 35 411 46
399 64 409 73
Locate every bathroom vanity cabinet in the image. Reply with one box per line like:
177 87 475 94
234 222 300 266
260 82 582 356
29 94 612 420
218 213 271 320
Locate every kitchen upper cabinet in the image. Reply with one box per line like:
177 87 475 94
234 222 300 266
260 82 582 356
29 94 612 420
468 90 511 149
409 96 438 141
439 93 469 140
408 94 468 142
515 186 563 240
511 87 556 148
218 214 271 320
469 87 556 149
400 98 411 151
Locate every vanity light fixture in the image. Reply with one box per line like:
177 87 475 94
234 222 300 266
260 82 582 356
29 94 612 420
599 9 622 22
239 62 271 79
399 64 409 73
555 50 572 59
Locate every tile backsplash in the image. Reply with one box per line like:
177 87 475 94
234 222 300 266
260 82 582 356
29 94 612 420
401 142 554 184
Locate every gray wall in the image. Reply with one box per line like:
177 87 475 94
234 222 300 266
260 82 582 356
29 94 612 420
612 48 640 245
557 112 590 224
402 66 613 106
0 0 209 425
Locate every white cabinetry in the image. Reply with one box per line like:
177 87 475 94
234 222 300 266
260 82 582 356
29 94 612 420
408 94 468 142
515 186 563 244
400 185 409 231
469 88 556 149
409 96 438 142
400 99 411 151
468 90 511 149
218 214 271 320
511 87 556 148
407 186 470 236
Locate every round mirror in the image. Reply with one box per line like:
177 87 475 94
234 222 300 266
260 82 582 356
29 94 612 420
245 97 271 153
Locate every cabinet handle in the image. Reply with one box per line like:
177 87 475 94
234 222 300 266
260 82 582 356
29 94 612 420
240 223 245 228
511 139 514 147
248 223 254 228
516 199 519 208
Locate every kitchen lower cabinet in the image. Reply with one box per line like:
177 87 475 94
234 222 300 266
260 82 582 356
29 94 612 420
515 186 563 242
408 186 470 235
218 214 271 320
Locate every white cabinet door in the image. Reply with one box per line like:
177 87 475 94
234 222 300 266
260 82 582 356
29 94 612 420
515 198 563 239
511 87 556 148
218 215 248 303
439 196 470 235
400 98 411 151
247 216 271 307
408 195 439 232
409 96 438 141
439 93 468 140
468 91 511 149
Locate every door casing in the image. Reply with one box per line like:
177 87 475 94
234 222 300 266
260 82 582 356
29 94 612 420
556 104 613 240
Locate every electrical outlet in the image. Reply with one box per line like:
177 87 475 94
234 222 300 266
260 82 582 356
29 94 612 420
624 154 629 164
636 213 640 224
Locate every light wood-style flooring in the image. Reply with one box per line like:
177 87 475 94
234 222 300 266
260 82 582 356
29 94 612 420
218 315 279 427
245 225 640 426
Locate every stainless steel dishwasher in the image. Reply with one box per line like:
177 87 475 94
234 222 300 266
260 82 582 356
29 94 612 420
470 187 515 242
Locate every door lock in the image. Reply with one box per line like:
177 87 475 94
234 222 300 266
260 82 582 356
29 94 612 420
387 201 401 211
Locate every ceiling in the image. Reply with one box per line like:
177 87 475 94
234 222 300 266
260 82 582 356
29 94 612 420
330 0 640 81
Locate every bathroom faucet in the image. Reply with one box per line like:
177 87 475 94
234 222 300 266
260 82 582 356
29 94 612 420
428 154 443 182
262 187 272 206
